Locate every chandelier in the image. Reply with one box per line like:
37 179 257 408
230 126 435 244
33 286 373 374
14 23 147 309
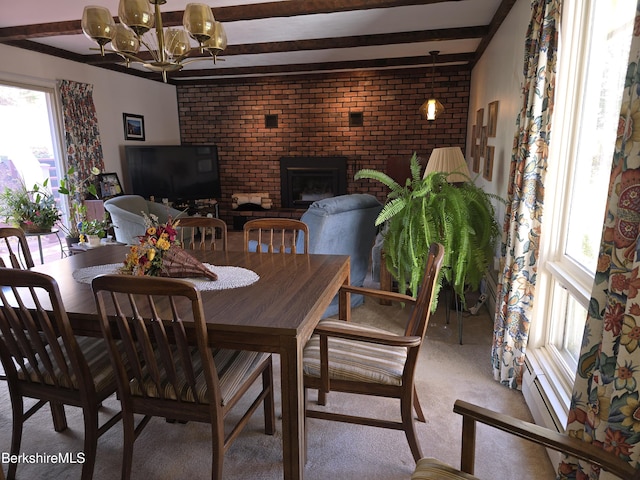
82 0 227 83
419 51 444 121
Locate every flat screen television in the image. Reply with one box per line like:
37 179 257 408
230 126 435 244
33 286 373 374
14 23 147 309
124 145 221 203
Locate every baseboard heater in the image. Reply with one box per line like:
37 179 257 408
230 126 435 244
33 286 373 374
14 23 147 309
522 355 565 468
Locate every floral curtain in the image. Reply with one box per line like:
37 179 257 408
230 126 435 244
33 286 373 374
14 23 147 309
560 4 640 476
56 79 105 178
491 0 561 389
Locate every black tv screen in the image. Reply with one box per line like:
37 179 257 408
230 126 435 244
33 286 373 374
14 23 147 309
125 145 221 202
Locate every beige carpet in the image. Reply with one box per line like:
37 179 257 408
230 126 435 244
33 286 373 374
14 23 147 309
0 293 556 480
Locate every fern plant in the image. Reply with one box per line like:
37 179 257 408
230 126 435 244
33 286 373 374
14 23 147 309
355 152 503 307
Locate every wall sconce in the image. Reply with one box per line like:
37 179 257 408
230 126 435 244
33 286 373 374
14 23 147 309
419 51 444 121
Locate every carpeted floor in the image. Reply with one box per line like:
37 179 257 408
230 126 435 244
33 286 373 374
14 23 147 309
0 292 556 479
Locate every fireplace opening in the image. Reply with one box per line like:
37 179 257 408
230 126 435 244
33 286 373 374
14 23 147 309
280 157 347 209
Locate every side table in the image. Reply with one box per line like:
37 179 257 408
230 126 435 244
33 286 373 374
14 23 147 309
24 228 63 264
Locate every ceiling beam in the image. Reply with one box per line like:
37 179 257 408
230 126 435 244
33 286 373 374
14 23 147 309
0 0 459 41
167 52 474 80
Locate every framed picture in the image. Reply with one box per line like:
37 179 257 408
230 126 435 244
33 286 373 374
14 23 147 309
97 172 123 199
483 146 495 181
472 147 481 173
475 108 484 130
488 101 499 137
123 113 145 141
480 126 487 155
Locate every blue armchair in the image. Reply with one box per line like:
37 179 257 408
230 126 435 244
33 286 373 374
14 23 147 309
298 193 382 317
104 195 190 245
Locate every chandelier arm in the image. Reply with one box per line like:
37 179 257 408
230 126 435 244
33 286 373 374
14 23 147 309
138 37 162 63
89 47 147 66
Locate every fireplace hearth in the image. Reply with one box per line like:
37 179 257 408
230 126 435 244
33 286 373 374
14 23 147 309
280 156 347 209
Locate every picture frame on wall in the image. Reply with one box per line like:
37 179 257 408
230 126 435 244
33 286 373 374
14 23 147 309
488 101 499 137
97 172 123 199
483 146 495 181
123 113 145 141
476 108 484 131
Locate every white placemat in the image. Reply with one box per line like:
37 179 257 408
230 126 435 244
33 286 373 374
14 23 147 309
72 263 259 291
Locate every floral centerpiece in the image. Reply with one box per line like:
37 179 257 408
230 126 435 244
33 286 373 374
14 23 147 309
0 179 61 233
120 213 217 280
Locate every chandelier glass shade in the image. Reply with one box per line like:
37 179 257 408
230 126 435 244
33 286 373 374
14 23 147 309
419 50 444 121
82 0 227 82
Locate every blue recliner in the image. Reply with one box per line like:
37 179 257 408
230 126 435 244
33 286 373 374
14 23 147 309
104 195 190 245
297 193 383 317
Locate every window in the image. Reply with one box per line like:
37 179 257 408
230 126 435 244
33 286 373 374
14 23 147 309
529 0 635 422
0 82 68 226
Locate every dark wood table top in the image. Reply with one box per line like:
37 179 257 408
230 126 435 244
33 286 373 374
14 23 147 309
32 246 350 348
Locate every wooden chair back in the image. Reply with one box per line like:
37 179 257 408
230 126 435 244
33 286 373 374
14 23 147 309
91 274 275 480
243 218 309 254
93 274 220 406
0 267 120 480
177 216 228 251
0 227 34 269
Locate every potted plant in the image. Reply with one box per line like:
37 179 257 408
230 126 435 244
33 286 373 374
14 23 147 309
57 166 101 246
355 152 504 308
0 179 61 233
79 215 111 247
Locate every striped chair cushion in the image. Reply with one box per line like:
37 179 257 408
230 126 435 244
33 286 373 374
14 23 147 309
17 336 116 393
303 319 407 386
411 458 479 480
129 348 269 406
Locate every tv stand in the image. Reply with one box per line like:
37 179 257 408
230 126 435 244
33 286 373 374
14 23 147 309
173 198 219 218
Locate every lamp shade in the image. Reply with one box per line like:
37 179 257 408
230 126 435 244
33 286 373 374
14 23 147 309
423 147 470 183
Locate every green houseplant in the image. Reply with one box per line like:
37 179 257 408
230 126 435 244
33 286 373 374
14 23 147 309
57 166 101 241
0 179 61 233
355 152 503 307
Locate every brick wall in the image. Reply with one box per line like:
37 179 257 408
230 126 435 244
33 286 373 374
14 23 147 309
177 65 471 226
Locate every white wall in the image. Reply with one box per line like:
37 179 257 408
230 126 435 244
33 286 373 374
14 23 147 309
467 0 530 305
0 43 181 184
468 0 530 201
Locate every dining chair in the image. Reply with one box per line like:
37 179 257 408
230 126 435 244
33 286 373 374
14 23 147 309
303 242 445 462
411 399 639 479
243 218 309 253
177 216 228 251
0 268 122 480
91 274 276 480
0 227 35 269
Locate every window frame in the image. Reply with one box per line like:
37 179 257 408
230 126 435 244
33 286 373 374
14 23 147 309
528 0 635 426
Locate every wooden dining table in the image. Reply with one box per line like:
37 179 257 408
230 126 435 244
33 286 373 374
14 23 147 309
31 245 351 480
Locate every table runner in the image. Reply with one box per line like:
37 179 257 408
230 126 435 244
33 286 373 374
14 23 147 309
72 263 259 291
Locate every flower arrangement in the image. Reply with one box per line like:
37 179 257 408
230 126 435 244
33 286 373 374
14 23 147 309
0 179 61 233
58 166 101 239
120 213 218 280
121 213 180 276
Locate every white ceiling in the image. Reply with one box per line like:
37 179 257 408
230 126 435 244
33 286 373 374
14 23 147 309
0 0 515 83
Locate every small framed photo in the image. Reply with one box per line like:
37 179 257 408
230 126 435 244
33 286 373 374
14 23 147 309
488 101 499 137
476 108 484 130
123 113 145 141
483 146 495 181
97 172 123 199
